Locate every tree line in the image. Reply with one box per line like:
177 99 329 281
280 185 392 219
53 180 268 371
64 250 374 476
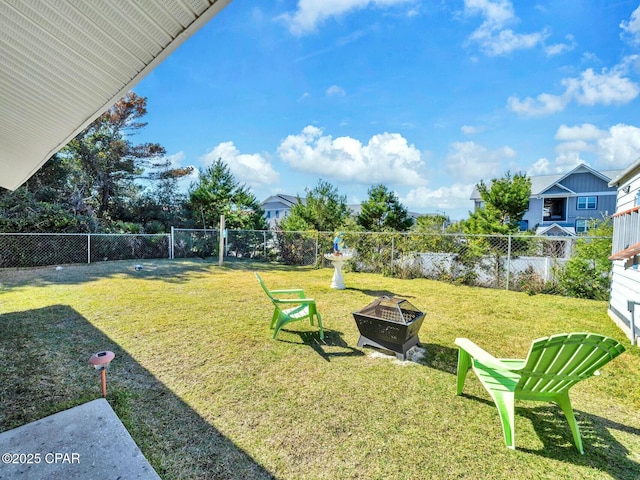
0 92 612 299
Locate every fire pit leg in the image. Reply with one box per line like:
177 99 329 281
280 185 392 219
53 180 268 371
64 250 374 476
357 334 420 360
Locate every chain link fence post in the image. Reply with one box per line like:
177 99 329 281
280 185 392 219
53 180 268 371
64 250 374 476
506 234 512 290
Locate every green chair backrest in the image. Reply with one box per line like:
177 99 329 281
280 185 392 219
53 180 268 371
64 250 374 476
255 272 275 301
517 333 625 394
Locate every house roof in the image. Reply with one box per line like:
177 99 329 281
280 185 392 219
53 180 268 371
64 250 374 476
470 163 622 200
261 194 303 208
0 0 231 191
535 223 576 236
608 158 640 188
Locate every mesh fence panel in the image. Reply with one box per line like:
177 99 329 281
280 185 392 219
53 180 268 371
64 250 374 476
0 234 88 268
89 234 170 262
196 229 592 294
172 229 218 259
0 229 608 296
0 233 169 268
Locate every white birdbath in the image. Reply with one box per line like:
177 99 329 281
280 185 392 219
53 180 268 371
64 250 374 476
324 253 353 290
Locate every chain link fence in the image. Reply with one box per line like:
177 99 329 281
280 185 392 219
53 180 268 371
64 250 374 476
0 233 170 268
171 229 604 294
0 229 608 296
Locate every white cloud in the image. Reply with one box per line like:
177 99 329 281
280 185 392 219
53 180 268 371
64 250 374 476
562 67 640 106
620 5 640 45
508 58 640 116
545 34 576 56
279 0 415 36
555 123 607 142
199 141 279 188
276 125 427 186
527 157 553 176
527 123 640 174
326 85 346 96
444 141 516 182
507 92 568 116
464 0 549 56
402 183 476 211
597 124 640 167
461 124 483 135
555 123 608 156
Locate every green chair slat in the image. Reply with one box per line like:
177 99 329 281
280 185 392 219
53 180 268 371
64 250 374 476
255 272 324 340
455 332 625 454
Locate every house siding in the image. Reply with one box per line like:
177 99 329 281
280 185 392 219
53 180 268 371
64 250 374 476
562 172 611 192
609 261 640 345
570 194 616 222
608 159 640 345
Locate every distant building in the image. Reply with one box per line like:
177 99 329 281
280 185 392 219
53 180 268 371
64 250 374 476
261 195 433 229
261 194 301 228
470 164 621 236
607 159 640 345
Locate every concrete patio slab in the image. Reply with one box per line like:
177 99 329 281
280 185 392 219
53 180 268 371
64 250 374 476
0 398 160 479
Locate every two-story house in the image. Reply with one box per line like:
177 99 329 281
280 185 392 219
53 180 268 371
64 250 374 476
261 195 428 229
470 164 621 235
261 194 302 228
607 158 640 346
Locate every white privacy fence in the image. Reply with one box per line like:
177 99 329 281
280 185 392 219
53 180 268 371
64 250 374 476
0 229 607 293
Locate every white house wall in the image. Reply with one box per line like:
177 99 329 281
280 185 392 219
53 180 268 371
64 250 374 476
608 161 640 345
609 261 640 344
615 176 640 211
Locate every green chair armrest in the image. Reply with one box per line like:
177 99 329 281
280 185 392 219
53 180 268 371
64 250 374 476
273 298 316 304
455 338 520 371
270 289 306 298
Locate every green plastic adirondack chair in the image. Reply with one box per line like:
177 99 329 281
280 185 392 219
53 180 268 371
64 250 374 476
455 333 625 453
255 272 324 340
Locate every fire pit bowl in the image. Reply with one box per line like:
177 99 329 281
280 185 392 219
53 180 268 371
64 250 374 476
352 296 425 360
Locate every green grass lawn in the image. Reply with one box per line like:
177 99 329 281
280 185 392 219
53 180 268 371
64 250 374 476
1 259 638 479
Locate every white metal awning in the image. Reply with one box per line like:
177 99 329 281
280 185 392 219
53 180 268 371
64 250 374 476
0 0 231 191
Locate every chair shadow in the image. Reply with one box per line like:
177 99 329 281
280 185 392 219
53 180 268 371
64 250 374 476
278 328 365 362
419 342 459 374
346 287 416 299
459 393 640 479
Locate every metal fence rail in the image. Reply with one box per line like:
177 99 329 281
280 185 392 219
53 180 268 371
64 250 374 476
0 229 610 295
170 228 607 293
0 233 170 268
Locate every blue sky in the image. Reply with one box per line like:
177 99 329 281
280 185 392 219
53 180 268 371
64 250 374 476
134 0 640 220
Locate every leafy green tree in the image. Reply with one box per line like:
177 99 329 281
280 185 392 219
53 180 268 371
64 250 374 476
414 214 449 233
464 171 531 235
188 159 267 230
357 184 413 231
279 179 350 232
556 218 613 300
461 171 531 287
0 154 96 233
62 92 170 224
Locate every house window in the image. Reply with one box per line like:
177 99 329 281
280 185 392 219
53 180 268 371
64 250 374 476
577 196 597 209
266 211 271 219
636 191 640 207
575 219 589 233
543 198 566 222
275 210 280 218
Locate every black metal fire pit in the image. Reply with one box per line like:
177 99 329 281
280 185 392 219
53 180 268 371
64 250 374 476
352 296 425 360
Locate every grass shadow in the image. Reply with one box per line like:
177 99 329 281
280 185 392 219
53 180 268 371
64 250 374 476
0 305 276 480
346 287 417 299
458 393 639 479
419 342 459 374
521 406 640 480
277 329 365 362
0 259 220 291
